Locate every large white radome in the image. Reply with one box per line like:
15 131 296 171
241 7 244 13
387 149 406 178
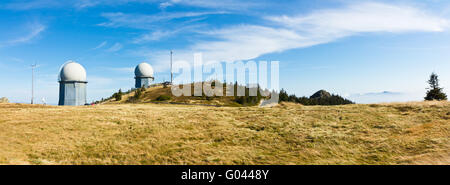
135 62 154 78
59 61 87 82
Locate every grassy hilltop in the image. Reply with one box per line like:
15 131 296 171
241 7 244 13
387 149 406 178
0 101 448 165
102 83 273 107
105 85 244 107
102 84 353 107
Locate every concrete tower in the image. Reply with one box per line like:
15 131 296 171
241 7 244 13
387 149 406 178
58 61 87 106
135 62 154 88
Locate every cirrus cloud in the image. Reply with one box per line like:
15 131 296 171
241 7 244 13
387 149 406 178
1 22 46 47
201 2 449 62
137 2 450 70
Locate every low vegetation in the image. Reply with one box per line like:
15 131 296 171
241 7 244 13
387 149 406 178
112 89 123 101
0 101 448 165
155 95 171 101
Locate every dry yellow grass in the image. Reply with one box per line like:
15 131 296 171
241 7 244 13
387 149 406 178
0 101 448 165
106 85 246 106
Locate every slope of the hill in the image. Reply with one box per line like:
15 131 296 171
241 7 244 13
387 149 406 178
104 84 263 107
0 101 448 165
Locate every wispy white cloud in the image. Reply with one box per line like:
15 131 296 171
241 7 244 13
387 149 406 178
2 0 63 10
267 2 448 34
191 25 306 62
134 2 450 72
99 11 222 44
132 23 205 43
159 0 262 11
74 0 103 9
2 0 264 10
1 0 136 10
98 11 227 29
159 0 180 9
159 2 172 9
1 0 120 10
92 41 108 49
106 42 123 52
7 22 46 45
133 30 174 43
79 0 262 10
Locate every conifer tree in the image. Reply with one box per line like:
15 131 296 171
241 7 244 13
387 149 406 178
425 72 447 101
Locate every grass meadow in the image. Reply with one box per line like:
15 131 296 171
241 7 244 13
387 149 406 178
0 101 448 165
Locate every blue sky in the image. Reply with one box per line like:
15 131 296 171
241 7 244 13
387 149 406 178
0 0 449 104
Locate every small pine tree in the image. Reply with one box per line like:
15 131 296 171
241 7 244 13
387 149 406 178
133 87 145 99
425 73 447 101
279 89 289 103
288 94 297 102
139 87 145 97
113 89 123 101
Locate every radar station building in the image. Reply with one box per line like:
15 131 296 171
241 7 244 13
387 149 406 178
135 62 154 88
58 61 88 106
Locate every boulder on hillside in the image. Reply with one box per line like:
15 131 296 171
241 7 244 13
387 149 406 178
0 97 9 103
310 90 332 99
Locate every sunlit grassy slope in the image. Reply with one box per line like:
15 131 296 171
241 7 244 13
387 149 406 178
104 84 262 107
0 101 448 165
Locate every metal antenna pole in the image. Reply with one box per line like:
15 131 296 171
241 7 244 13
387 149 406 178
31 63 37 104
170 50 173 84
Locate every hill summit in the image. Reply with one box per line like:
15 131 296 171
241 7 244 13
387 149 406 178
279 89 354 105
310 90 332 99
101 82 269 107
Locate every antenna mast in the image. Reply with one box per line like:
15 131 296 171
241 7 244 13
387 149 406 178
31 63 37 104
170 50 173 84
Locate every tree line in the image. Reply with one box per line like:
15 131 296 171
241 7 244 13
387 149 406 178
102 72 447 105
278 89 354 105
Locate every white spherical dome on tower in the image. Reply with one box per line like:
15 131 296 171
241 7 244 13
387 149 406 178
58 61 87 106
135 62 154 78
59 61 87 82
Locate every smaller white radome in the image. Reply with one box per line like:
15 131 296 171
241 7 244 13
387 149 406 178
59 61 87 82
135 62 154 78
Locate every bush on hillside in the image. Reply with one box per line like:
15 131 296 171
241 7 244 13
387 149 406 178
155 95 171 101
126 87 146 103
112 89 123 101
233 83 264 106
